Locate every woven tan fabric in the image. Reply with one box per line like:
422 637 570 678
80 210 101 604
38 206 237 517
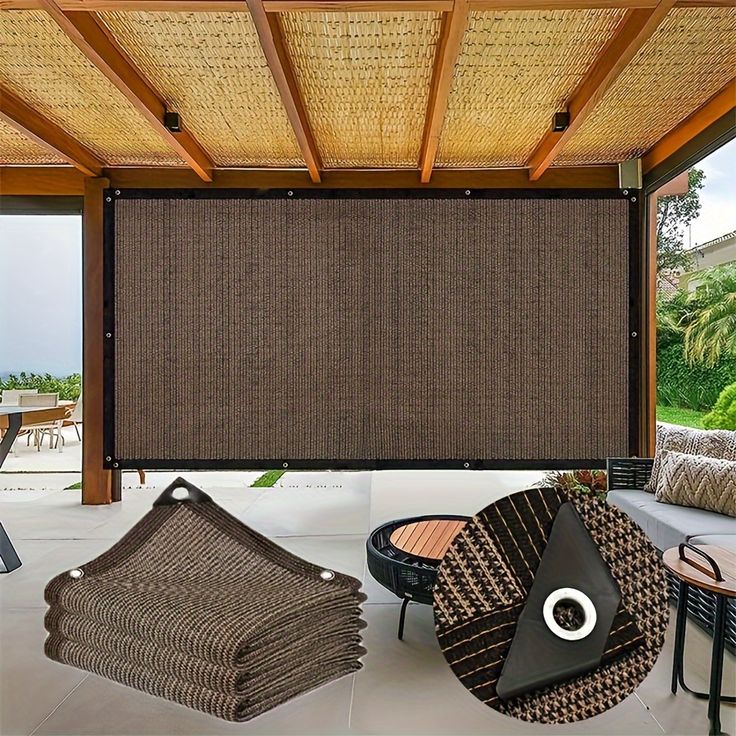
647 425 736 494
112 194 631 464
434 488 668 724
45 484 366 721
656 451 736 518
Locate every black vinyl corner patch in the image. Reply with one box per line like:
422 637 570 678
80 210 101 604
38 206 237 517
496 502 622 700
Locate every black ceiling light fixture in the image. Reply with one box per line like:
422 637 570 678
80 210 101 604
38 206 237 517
164 111 182 133
552 111 570 132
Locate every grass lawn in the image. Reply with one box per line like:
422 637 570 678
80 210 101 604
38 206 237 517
251 470 286 488
656 404 706 429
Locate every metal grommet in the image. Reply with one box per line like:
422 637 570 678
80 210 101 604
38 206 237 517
631 196 637 202
105 332 112 338
105 197 112 202
463 462 470 469
465 190 471 196
543 587 597 641
115 190 121 195
282 462 289 468
631 331 638 338
320 569 335 581
113 462 119 468
69 569 84 580
105 456 112 462
622 189 629 196
287 190 294 197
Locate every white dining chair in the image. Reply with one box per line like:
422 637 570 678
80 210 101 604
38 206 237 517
17 393 63 452
1 389 38 405
63 394 82 441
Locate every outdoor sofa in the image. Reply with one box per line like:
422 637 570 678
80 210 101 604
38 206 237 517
606 457 736 652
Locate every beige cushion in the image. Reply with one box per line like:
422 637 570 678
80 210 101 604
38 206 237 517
647 425 736 493
655 450 736 517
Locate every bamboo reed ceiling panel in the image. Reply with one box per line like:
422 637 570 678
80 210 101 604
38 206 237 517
279 12 442 168
0 10 182 166
436 10 626 168
0 118 66 164
558 8 736 165
99 11 303 167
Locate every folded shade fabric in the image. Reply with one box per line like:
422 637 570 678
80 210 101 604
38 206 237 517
44 478 366 721
46 634 365 722
45 606 366 696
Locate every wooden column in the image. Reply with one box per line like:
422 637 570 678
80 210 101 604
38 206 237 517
82 176 120 504
643 170 689 456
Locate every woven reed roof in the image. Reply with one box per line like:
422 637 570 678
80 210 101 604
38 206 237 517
558 7 736 165
0 117 64 164
436 9 626 168
0 3 734 177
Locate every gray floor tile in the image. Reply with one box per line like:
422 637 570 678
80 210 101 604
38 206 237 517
242 472 371 537
0 609 88 736
636 607 736 736
32 669 355 736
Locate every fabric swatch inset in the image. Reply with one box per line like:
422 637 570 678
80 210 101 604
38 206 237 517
434 487 668 724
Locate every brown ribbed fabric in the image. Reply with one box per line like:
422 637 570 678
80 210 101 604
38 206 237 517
434 488 668 724
112 195 630 463
44 491 366 721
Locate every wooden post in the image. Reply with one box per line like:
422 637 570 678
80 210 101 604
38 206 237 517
82 176 120 504
644 170 689 456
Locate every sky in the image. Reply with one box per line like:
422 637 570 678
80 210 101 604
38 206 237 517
0 142 734 376
689 137 736 247
0 215 82 376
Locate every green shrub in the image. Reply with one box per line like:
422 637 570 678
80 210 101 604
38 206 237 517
656 344 736 411
0 372 81 401
703 382 736 430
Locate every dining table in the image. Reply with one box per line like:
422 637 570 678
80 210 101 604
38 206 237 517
0 401 76 573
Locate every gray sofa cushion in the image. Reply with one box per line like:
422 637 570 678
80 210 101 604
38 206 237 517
607 490 736 552
687 534 736 551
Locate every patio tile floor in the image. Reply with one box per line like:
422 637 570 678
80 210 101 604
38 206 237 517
1 470 734 735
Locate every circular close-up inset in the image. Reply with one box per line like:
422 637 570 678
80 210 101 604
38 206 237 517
433 487 669 724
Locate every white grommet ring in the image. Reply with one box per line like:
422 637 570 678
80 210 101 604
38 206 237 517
542 587 596 641
69 568 84 580
320 569 335 581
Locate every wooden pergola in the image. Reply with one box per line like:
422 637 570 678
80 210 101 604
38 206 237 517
0 0 734 503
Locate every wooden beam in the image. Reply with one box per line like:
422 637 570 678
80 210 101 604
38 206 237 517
264 0 453 8
526 0 677 181
36 0 214 182
101 164 620 188
642 79 736 173
470 0 732 6
2 0 732 9
418 0 469 184
0 167 86 195
82 176 119 504
0 86 103 176
245 0 322 183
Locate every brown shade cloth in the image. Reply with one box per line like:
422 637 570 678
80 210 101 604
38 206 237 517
434 488 668 724
45 481 366 721
110 193 632 466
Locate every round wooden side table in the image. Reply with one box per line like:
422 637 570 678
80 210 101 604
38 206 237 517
663 543 736 736
366 516 469 640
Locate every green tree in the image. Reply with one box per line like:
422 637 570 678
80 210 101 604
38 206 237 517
656 290 690 349
703 382 736 430
684 265 736 367
657 168 705 273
